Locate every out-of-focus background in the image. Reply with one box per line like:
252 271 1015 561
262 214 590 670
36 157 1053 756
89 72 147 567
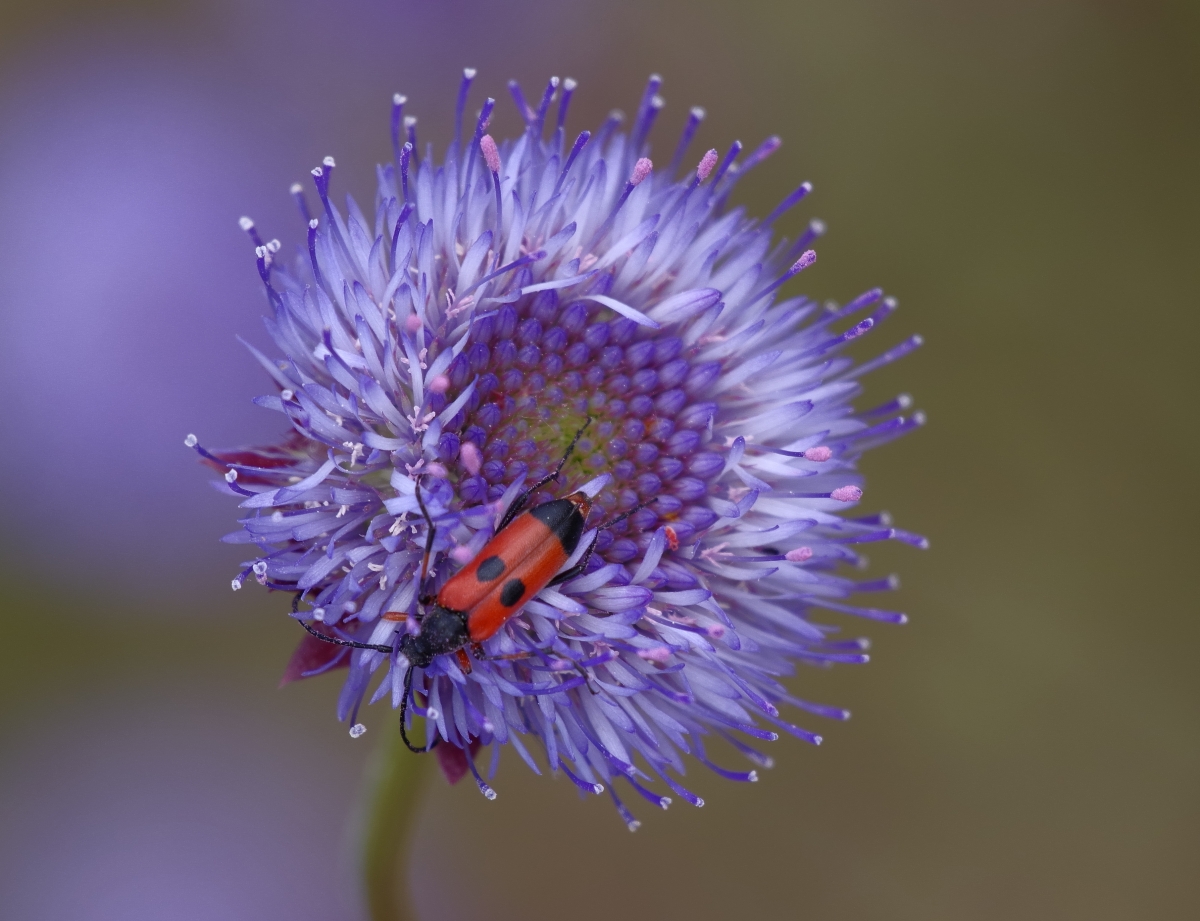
1 0 1196 918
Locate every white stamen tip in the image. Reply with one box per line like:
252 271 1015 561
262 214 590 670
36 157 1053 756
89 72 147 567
659 797 672 810
630 157 653 186
690 106 706 120
289 182 302 194
425 708 440 721
281 389 293 400
252 561 268 576
696 148 719 181
308 218 319 229
694 797 705 807
563 77 578 91
650 94 664 109
323 156 336 168
480 134 501 173
785 546 813 562
184 434 198 447
224 469 238 483
810 218 827 234
231 578 243 591
312 608 325 622
311 166 323 178
831 485 862 502
464 67 477 79
349 723 367 738
748 771 759 782
238 216 254 231
592 783 604 794
393 93 407 106
481 785 497 801
627 820 642 832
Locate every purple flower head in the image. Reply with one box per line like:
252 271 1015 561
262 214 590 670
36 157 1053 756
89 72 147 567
193 71 925 827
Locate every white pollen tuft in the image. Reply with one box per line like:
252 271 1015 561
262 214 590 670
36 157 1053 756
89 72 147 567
426 708 440 721
280 389 293 400
238 216 254 231
323 156 336 168
694 798 706 807
312 608 325 622
404 115 418 128
748 771 759 782
393 93 406 106
630 157 653 186
690 105 707 120
231 578 243 591
252 561 268 576
659 797 672 810
626 820 642 832
184 434 198 447
224 469 238 483
308 218 319 229
913 411 928 425
311 166 323 178
480 134 501 173
271 511 283 522
563 77 578 91
289 182 302 194
480 784 497 801
463 67 477 78
349 723 367 738
650 94 664 109
592 783 604 794
810 218 827 234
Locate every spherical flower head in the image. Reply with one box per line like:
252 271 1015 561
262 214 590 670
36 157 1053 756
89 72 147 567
191 72 925 827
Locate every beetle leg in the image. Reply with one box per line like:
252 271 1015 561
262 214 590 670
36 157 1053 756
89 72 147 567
400 667 439 754
455 648 473 674
495 417 593 534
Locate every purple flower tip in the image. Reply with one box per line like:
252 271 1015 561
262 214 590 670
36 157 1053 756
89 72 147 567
792 249 818 273
480 134 501 173
630 157 653 186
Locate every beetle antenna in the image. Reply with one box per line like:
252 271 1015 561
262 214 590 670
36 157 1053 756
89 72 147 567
413 474 437 586
495 416 594 534
296 617 397 653
400 666 439 754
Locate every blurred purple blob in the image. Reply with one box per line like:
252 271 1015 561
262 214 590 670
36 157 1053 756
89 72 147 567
0 46 285 605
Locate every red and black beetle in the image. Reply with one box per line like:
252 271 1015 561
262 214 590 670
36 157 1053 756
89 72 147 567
299 420 650 752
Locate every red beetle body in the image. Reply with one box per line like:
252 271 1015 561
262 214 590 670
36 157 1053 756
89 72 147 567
441 491 593 642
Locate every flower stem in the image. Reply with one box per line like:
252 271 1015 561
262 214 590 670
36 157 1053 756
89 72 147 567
358 729 428 921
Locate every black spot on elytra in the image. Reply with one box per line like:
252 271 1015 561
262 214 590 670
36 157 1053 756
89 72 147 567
476 555 505 582
500 578 526 607
530 499 585 555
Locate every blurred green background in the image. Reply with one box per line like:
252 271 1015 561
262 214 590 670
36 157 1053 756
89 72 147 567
1 1 1197 918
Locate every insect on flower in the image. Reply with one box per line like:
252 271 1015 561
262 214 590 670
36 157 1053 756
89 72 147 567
295 418 652 754
190 69 926 827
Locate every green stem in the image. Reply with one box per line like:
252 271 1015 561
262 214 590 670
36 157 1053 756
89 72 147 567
358 730 429 921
